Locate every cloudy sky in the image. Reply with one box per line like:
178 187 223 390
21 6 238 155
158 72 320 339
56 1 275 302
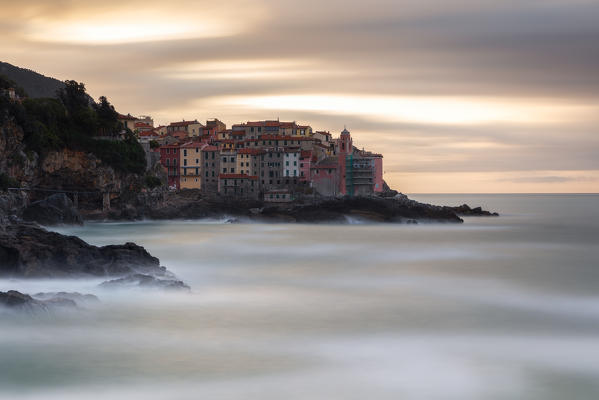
2 0 598 192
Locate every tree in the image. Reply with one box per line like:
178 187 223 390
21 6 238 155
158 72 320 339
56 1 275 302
95 96 120 136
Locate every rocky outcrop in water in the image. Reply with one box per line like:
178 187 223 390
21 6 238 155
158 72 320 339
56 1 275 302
100 273 190 290
0 221 173 278
33 292 100 304
22 193 83 225
0 290 76 313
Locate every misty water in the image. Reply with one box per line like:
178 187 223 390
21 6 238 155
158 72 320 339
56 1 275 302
1 194 598 399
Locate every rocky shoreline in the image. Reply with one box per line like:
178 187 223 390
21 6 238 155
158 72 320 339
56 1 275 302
0 190 497 313
80 190 498 224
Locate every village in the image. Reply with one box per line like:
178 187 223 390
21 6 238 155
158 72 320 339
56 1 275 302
119 114 384 203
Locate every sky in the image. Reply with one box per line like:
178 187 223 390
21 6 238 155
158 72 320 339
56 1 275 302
1 0 598 193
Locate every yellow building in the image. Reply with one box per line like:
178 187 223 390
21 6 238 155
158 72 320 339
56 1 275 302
236 148 265 177
180 142 204 189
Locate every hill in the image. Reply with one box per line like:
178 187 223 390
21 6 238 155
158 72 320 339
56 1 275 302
0 61 65 98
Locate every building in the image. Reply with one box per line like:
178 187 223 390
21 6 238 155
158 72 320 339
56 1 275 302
283 148 300 178
180 142 204 189
167 120 203 136
311 157 339 197
201 145 220 193
218 174 259 199
117 113 138 131
237 148 264 177
264 189 293 203
159 144 180 189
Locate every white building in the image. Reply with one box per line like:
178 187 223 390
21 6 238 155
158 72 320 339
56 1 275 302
283 149 300 178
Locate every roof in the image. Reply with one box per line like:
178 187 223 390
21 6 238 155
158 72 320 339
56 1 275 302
181 141 204 148
300 150 312 158
314 130 331 136
219 174 258 180
118 113 137 120
169 120 202 127
238 148 265 155
201 145 219 152
341 128 350 135
135 122 152 128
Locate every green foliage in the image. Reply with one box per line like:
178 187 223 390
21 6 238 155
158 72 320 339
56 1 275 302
0 173 19 191
149 140 160 149
95 95 121 135
73 133 146 174
0 79 146 174
144 175 162 189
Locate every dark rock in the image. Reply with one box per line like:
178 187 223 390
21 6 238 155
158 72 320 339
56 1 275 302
100 274 190 291
22 193 83 225
0 222 171 278
449 204 499 217
0 290 78 313
33 292 100 304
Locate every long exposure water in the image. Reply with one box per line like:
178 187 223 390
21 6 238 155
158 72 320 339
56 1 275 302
1 194 598 399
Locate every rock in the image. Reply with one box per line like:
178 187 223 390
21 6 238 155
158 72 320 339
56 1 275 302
0 290 80 314
0 290 74 313
449 204 499 217
0 222 173 278
22 193 83 225
33 292 100 305
100 274 190 291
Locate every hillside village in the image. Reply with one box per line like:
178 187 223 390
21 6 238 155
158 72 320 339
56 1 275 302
120 114 384 203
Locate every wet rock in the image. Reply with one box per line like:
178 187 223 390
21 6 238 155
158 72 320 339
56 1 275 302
33 292 100 305
449 204 499 216
22 193 83 225
100 274 190 291
0 290 77 313
0 222 170 278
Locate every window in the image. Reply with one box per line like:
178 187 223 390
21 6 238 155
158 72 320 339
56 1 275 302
294 161 297 166
196 159 199 164
286 170 289 176
166 159 170 166
294 170 297 176
286 161 289 166
230 157 234 162
195 168 198 175
184 159 187 166
300 163 304 168
174 159 177 166
196 148 199 153
222 157 227 163
223 168 227 173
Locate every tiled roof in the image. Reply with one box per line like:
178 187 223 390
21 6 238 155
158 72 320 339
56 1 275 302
118 113 137 120
169 120 201 127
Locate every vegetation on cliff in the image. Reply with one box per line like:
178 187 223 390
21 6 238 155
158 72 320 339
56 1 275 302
0 76 145 175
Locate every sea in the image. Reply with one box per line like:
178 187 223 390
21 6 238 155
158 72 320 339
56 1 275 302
1 194 598 399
